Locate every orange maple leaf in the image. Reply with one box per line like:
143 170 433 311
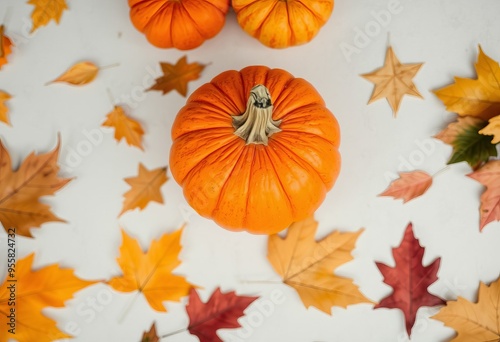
0 90 12 125
267 216 372 314
119 163 168 217
0 25 13 69
0 138 72 237
432 277 500 341
434 46 500 121
108 228 194 312
468 160 500 231
28 0 68 33
147 56 206 97
379 171 433 203
0 254 96 341
362 46 423 116
102 105 144 149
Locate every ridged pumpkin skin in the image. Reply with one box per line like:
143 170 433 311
232 0 334 48
128 0 229 50
170 66 341 234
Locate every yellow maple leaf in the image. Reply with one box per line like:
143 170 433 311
108 228 194 312
362 46 423 117
267 216 372 314
28 0 68 33
120 163 168 217
102 105 145 149
479 115 500 143
434 46 500 121
0 254 96 341
147 55 206 97
47 61 100 86
432 278 500 341
0 138 72 237
0 90 12 125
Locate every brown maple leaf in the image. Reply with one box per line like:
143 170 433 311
434 45 500 121
147 56 206 97
362 46 423 116
432 277 500 341
0 90 12 125
119 163 168 216
379 170 433 203
0 138 72 237
0 254 96 341
28 0 68 33
267 216 371 314
375 223 444 337
102 105 145 150
108 227 194 312
467 160 500 231
141 322 159 342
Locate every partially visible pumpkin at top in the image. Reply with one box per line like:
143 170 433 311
170 66 341 234
232 0 334 48
128 0 230 50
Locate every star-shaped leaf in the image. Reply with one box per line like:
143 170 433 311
141 323 159 342
467 160 500 231
267 216 371 314
0 90 12 125
376 223 445 337
434 45 500 121
119 163 168 216
147 56 206 97
108 227 193 312
362 46 423 116
432 278 500 342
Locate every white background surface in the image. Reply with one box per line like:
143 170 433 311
1 0 500 341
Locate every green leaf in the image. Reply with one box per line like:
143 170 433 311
448 119 498 169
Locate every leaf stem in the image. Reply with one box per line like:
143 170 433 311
238 280 283 285
432 165 451 178
118 292 140 323
99 62 120 70
160 327 187 339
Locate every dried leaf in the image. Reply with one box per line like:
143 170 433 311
147 56 205 97
467 160 500 231
108 227 193 312
267 216 371 314
479 115 500 143
28 0 68 33
0 90 12 125
435 116 497 169
362 46 423 116
120 163 168 216
432 278 500 342
102 106 144 149
0 25 13 69
0 254 96 341
186 288 258 342
0 138 72 237
434 46 500 121
376 223 444 337
48 61 100 86
379 171 433 203
141 323 159 342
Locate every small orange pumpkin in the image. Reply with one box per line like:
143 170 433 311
0 25 12 69
232 0 334 48
170 66 341 234
128 0 230 50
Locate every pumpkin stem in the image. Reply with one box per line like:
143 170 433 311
232 84 281 145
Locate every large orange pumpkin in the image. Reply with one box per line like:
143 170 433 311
170 66 341 234
128 0 229 50
232 0 334 48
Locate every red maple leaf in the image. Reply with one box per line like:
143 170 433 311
375 223 445 337
186 288 258 342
